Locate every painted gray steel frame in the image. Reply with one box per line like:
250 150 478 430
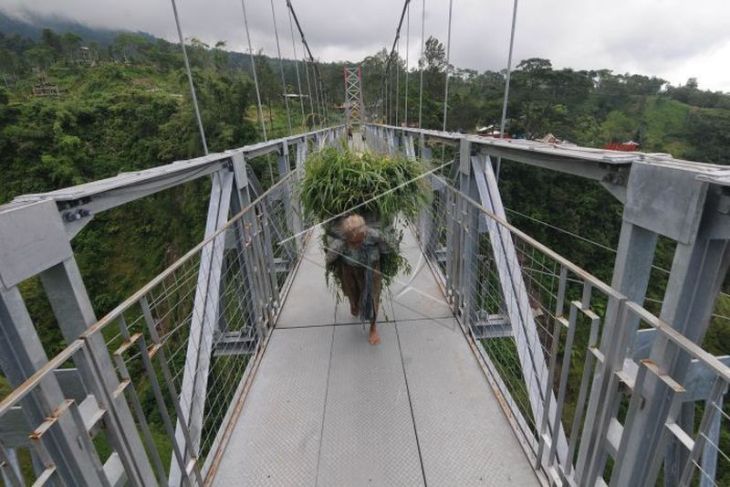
470 152 569 466
0 126 344 486
169 169 235 486
365 123 730 486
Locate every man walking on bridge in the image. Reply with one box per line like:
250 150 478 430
326 214 389 345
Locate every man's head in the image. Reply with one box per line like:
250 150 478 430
342 214 366 246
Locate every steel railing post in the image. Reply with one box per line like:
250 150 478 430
40 259 158 485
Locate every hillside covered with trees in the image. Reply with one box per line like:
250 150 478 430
0 16 728 484
1 22 728 357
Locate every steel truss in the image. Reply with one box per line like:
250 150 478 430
344 65 365 128
364 123 730 487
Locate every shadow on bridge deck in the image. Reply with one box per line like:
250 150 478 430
212 229 540 486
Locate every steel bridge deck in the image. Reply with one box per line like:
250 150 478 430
213 230 539 486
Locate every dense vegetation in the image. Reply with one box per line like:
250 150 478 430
0 21 728 483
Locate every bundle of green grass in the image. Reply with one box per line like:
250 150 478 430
299 147 428 287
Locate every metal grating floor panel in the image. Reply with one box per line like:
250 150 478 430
214 228 539 486
397 318 540 486
213 326 334 486
316 324 424 486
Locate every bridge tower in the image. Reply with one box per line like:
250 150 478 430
344 65 365 128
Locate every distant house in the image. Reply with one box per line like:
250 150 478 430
603 140 640 152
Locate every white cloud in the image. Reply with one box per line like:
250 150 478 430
2 0 729 91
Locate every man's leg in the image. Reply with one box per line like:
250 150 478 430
369 262 382 345
340 263 360 316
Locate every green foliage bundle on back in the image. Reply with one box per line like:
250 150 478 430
300 147 428 223
299 147 428 286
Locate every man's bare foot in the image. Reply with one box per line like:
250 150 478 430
368 324 381 345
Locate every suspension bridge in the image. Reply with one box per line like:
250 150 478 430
1 1 729 486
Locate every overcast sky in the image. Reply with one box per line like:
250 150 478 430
3 0 729 92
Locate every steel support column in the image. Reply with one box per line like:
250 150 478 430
0 286 107 485
231 153 267 340
576 222 658 483
473 153 569 467
170 168 234 486
611 196 730 486
40 257 157 485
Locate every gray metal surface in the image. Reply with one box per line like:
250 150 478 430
214 232 538 486
0 200 72 288
388 228 452 321
213 326 334 486
397 318 540 486
316 324 424 487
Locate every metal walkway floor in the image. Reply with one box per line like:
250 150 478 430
213 229 540 486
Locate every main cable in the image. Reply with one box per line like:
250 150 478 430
286 1 328 126
382 0 412 123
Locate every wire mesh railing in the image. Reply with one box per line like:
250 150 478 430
0 167 309 486
414 175 730 486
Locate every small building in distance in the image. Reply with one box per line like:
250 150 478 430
603 140 640 152
31 72 61 97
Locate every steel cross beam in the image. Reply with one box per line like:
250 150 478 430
1 126 343 240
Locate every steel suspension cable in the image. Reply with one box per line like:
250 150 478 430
170 0 208 154
395 36 400 127
239 0 267 141
384 69 389 123
318 61 329 125
270 0 292 136
382 0 411 124
496 0 519 180
301 48 316 126
287 8 306 127
285 1 328 126
311 59 324 127
404 3 410 126
418 0 425 128
441 0 453 132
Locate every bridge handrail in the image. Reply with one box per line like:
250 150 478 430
366 123 730 183
365 123 729 486
0 125 346 486
435 175 730 383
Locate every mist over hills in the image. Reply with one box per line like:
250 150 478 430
0 9 154 45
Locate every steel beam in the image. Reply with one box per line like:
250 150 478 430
576 221 658 483
169 168 234 486
611 195 730 486
40 258 157 486
2 126 344 239
0 286 107 485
